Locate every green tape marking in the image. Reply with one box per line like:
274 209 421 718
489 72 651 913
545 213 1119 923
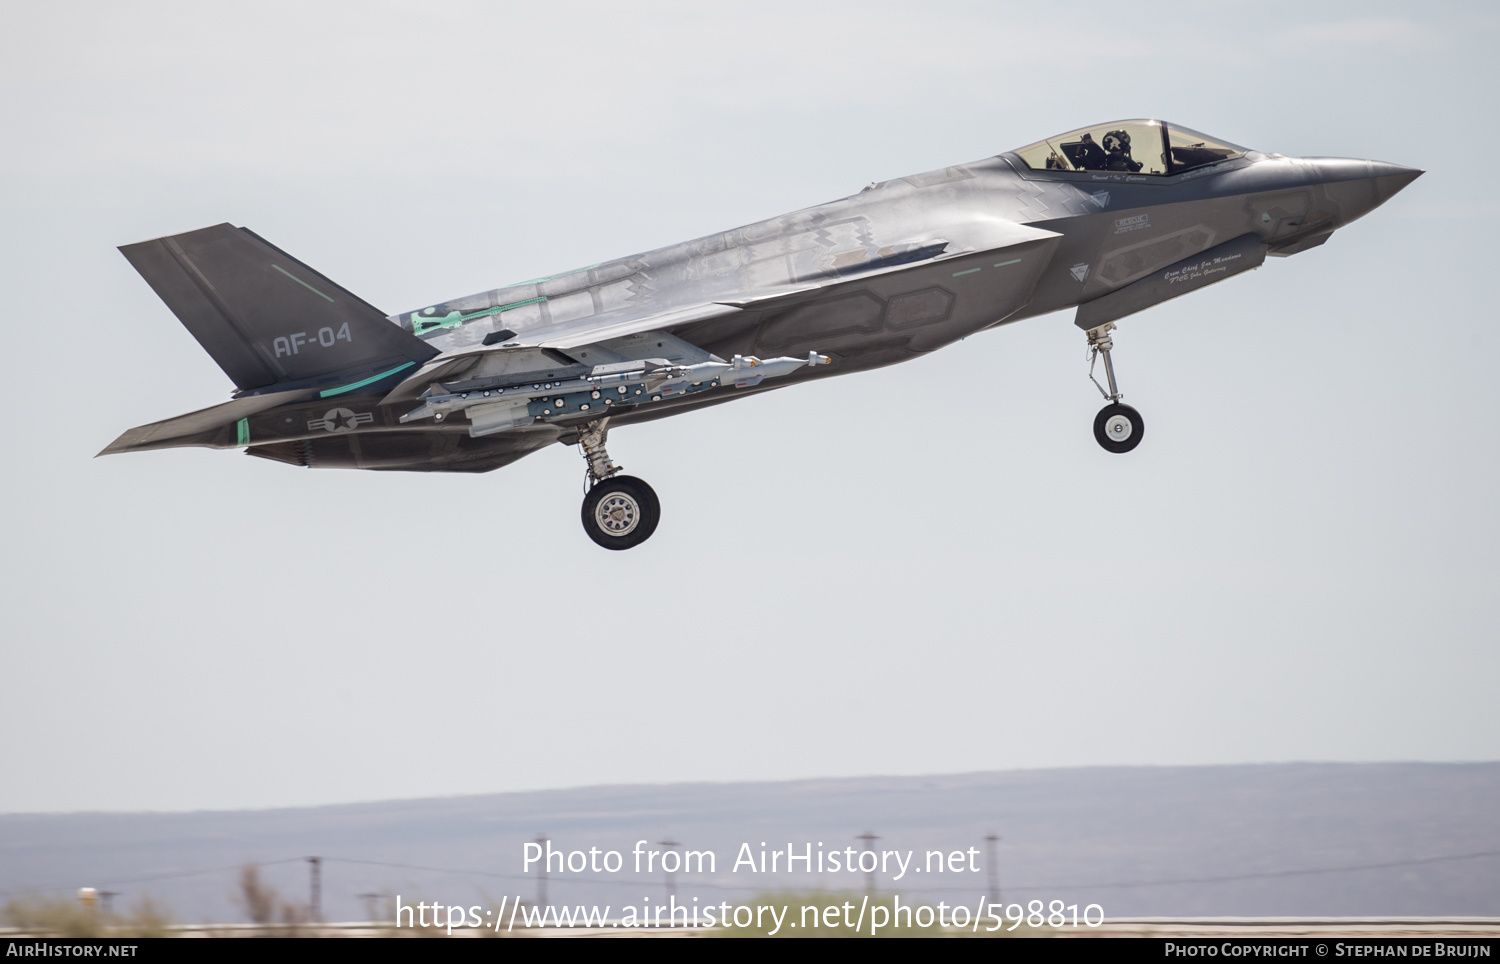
993 259 1022 267
412 297 548 335
235 418 249 446
951 267 982 277
271 264 334 302
320 361 417 398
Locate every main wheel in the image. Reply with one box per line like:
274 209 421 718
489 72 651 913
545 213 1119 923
581 476 661 550
1094 403 1144 454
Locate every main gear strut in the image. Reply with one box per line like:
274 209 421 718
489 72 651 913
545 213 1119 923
577 419 622 484
575 418 661 549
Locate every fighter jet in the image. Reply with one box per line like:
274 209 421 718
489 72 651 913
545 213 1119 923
105 119 1419 549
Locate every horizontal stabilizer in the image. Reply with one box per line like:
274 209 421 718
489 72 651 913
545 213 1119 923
98 390 315 456
119 224 438 392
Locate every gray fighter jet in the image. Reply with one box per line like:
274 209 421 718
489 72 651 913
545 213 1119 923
105 119 1419 548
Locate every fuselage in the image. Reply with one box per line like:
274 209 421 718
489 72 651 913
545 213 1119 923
236 122 1418 472
399 143 1416 368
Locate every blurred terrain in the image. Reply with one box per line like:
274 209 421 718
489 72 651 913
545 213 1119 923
2 763 1496 924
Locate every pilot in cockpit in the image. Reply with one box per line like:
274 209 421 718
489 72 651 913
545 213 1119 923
1102 130 1143 173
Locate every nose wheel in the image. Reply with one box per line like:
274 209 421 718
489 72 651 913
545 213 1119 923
576 418 661 549
1094 402 1144 453
1084 322 1145 454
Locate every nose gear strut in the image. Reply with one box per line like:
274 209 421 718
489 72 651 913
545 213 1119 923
1084 323 1145 454
1086 322 1122 402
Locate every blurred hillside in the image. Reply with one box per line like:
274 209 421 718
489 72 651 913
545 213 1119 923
2 763 1496 924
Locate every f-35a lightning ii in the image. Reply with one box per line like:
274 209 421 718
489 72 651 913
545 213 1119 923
105 119 1419 548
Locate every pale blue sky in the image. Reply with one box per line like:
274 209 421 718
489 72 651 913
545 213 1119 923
1 1 1495 812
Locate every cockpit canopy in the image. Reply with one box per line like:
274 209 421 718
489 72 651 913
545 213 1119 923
1011 120 1247 176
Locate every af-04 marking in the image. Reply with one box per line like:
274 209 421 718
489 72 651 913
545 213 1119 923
273 323 353 357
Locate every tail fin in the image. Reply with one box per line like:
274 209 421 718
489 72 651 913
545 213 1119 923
119 224 438 392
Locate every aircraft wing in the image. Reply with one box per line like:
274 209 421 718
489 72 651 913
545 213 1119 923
505 300 747 351
381 217 1060 405
511 216 1056 349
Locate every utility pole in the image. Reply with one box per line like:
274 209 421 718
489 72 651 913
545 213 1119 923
856 831 880 895
984 834 1000 905
98 891 119 915
356 892 386 923
534 834 549 911
658 838 680 902
307 857 322 922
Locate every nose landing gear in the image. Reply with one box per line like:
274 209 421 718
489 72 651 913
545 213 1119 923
577 419 660 549
1094 402 1143 453
1085 322 1144 454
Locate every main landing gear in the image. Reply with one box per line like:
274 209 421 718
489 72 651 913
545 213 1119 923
1086 322 1144 454
577 419 660 550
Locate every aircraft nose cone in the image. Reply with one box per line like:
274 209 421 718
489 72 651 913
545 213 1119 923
1370 161 1423 203
1309 158 1422 226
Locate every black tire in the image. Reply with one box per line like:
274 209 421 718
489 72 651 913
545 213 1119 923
581 476 661 550
1094 403 1144 454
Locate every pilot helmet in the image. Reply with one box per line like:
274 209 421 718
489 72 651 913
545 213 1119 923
1102 130 1131 155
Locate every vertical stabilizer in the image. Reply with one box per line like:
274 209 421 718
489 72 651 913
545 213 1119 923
119 224 438 392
